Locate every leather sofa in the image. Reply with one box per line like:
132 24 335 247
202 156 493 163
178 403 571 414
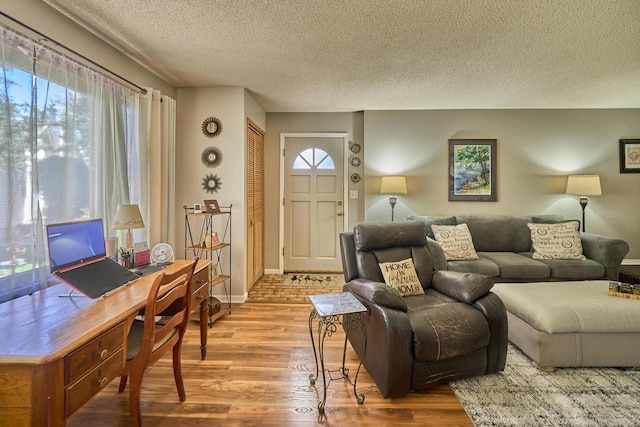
340 221 508 398
407 214 629 282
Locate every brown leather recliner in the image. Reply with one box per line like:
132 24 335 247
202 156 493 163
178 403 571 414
340 221 508 398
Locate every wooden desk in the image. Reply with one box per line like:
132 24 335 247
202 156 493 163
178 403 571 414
0 259 210 427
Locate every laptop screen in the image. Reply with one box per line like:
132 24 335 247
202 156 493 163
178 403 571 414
46 219 107 274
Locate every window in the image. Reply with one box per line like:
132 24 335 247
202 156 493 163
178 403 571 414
0 25 139 302
293 148 335 170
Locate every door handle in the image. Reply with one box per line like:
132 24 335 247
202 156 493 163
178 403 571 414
337 211 343 216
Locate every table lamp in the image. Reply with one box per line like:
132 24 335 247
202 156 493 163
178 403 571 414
565 175 601 232
380 176 407 221
112 204 145 249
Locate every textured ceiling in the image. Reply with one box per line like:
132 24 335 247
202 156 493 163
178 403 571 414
45 0 640 112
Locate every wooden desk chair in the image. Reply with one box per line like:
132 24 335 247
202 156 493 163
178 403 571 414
118 257 198 426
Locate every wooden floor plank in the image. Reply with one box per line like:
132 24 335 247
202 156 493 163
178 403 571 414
67 293 472 426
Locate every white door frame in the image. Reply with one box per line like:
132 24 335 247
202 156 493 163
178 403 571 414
279 132 349 273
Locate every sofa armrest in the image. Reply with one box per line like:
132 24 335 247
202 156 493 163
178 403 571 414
431 270 494 303
346 278 408 312
427 237 448 270
580 233 630 280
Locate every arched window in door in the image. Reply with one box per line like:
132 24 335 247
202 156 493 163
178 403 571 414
293 148 335 170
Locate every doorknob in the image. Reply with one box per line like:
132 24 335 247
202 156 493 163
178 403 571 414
337 211 343 216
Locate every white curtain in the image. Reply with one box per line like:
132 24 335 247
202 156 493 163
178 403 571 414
137 88 176 249
0 24 142 302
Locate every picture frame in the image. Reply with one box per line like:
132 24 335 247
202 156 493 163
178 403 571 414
619 139 640 173
204 199 221 213
448 139 497 201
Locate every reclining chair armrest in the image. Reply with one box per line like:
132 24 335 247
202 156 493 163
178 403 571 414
580 233 630 280
346 285 414 398
431 270 494 304
346 279 408 312
473 292 508 373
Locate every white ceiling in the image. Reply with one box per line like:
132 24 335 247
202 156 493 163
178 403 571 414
45 0 640 112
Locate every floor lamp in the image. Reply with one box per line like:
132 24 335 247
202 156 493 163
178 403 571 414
565 175 601 232
380 176 407 221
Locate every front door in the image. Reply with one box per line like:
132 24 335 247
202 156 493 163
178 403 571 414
282 133 347 272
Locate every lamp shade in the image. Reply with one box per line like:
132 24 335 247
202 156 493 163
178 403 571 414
380 176 407 195
565 175 602 196
112 204 145 230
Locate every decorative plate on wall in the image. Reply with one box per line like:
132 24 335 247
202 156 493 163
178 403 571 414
201 146 222 167
202 173 222 193
350 156 361 167
350 172 361 183
201 116 223 138
349 143 361 154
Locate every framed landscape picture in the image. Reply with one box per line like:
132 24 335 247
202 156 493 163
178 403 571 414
619 139 640 173
449 139 497 201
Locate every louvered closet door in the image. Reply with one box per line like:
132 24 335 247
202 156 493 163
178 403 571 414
247 120 264 289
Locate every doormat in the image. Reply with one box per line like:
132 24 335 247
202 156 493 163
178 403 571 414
283 273 344 287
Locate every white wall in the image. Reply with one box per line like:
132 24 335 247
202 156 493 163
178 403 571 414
364 109 640 257
176 87 265 302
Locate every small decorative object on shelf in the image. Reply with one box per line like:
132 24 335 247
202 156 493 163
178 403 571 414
204 199 220 213
184 204 233 326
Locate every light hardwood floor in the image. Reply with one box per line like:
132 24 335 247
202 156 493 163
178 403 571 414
67 282 472 426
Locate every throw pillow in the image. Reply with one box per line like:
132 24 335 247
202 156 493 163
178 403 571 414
431 223 480 261
527 221 586 260
378 258 425 296
532 215 581 232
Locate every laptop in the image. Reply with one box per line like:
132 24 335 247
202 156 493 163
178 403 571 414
47 218 139 298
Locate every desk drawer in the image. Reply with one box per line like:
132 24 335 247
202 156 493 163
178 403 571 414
191 267 210 310
65 348 124 417
65 323 125 385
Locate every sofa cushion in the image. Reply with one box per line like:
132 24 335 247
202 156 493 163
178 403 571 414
528 221 585 260
456 215 534 253
407 214 457 238
431 223 479 261
378 258 425 296
479 252 550 280
447 256 500 277
518 252 605 279
406 292 490 362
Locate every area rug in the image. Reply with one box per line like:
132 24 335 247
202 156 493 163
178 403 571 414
283 273 344 287
450 344 640 426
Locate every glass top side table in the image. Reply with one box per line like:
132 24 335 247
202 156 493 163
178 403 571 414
308 292 368 413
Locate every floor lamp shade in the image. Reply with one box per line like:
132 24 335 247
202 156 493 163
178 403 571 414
565 175 601 232
112 204 145 249
380 176 407 221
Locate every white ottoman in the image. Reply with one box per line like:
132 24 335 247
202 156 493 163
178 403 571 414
492 281 640 369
